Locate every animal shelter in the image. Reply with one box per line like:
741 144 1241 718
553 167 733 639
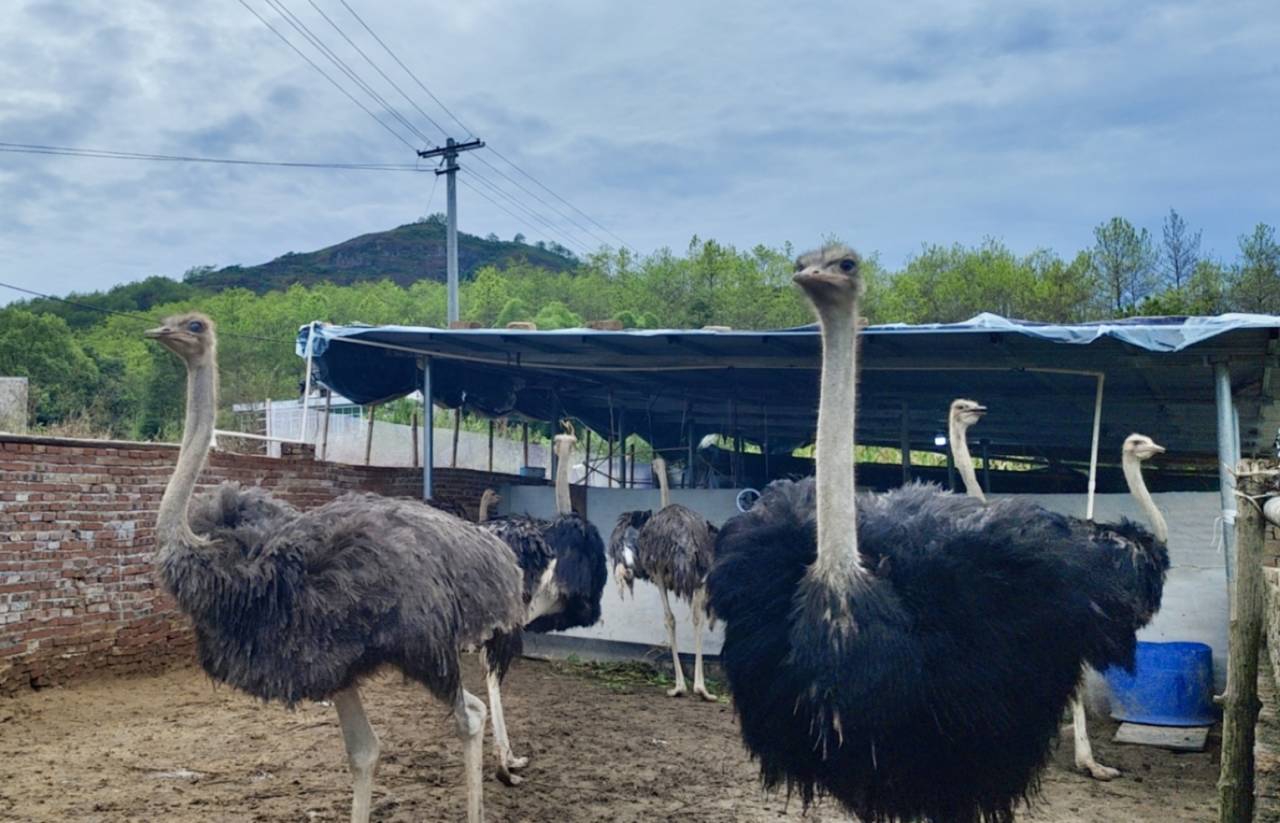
300 312 1280 683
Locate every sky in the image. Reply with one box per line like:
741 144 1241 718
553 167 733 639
0 0 1277 305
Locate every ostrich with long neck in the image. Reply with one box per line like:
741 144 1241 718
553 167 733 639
146 313 524 823
479 430 607 783
950 404 1170 780
708 245 1167 822
609 454 718 700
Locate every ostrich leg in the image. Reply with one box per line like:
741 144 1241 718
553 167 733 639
455 688 489 822
691 587 717 701
483 658 528 786
658 586 688 697
1071 693 1119 780
333 687 381 823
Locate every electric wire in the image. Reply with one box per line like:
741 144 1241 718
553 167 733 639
0 142 427 171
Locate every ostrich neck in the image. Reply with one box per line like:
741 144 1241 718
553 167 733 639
478 496 492 522
656 461 670 509
1123 454 1167 543
812 305 862 583
554 445 572 515
950 418 986 503
157 360 216 552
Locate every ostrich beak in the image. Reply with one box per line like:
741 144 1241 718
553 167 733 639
144 325 172 339
1151 443 1166 454
973 405 988 415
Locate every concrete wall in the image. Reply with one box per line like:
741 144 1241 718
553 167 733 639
507 485 1228 690
0 377 28 434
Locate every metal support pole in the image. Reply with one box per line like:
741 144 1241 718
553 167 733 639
318 389 332 461
418 138 484 324
900 400 910 486
299 321 316 440
522 422 530 468
1216 362 1239 584
687 418 696 489
422 358 434 500
763 407 771 487
364 403 377 466
411 412 419 469
488 419 495 473
451 408 461 468
1085 374 1105 521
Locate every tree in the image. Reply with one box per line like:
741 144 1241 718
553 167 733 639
485 233 500 243
0 310 100 426
1159 209 1201 290
1091 217 1157 314
1232 223 1280 313
512 233 526 244
494 297 531 327
532 301 582 330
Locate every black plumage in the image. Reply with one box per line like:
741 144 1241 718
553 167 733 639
709 479 1149 822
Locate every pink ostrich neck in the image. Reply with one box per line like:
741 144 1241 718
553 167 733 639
554 436 573 515
653 456 670 508
950 413 986 503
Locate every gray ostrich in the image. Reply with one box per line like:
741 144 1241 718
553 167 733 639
145 312 524 823
477 434 608 784
609 455 717 700
949 398 1170 780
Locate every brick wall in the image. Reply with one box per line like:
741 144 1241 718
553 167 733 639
0 433 538 695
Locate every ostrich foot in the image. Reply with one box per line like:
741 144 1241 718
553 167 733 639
504 755 529 771
693 684 718 702
496 766 524 787
1076 757 1120 781
666 683 687 698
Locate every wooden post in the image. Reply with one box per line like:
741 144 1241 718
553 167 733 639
451 408 461 468
584 429 592 486
318 390 332 461
1218 459 1268 823
488 419 495 473
364 403 377 466
607 429 615 488
411 412 419 469
900 400 910 486
629 443 636 487
522 422 530 468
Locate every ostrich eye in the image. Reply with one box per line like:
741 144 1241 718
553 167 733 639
839 259 857 273
187 320 204 333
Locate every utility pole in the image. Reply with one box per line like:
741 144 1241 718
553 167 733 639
418 137 484 324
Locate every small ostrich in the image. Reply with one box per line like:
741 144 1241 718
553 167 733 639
478 434 607 784
948 401 1170 780
145 313 524 823
609 455 717 700
707 245 1169 822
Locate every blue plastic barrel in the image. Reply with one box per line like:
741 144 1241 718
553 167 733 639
1103 641 1217 726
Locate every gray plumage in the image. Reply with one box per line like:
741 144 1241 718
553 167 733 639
636 504 717 602
169 483 524 706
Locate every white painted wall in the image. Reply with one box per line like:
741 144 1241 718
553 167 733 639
503 485 1228 689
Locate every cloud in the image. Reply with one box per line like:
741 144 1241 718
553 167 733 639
0 0 1277 306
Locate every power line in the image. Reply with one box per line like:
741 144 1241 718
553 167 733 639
336 0 475 139
262 0 431 145
306 0 449 141
455 176 559 250
462 168 591 255
470 153 612 250
237 0 420 152
0 280 288 344
0 141 428 171
484 145 634 253
331 0 633 252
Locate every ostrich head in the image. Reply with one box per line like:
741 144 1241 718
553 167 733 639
1123 433 1165 462
478 488 501 522
950 399 987 430
792 245 863 313
145 312 217 365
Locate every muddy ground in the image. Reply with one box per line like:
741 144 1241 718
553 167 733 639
0 657 1218 822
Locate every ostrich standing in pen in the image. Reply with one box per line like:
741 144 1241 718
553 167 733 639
478 433 607 784
707 245 1168 823
610 455 718 700
948 403 1170 780
145 312 523 823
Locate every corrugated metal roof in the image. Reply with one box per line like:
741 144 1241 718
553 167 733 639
298 313 1280 462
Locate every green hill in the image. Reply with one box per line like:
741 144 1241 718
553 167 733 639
187 217 578 294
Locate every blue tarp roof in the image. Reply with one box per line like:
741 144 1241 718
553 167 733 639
298 313 1280 462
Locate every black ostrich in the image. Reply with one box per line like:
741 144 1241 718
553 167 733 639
609 455 718 699
706 246 1169 823
146 313 524 823
949 400 1170 780
477 435 607 784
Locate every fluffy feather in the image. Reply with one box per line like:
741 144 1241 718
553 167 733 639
708 479 1163 823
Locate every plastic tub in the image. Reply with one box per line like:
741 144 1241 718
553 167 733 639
1103 641 1216 726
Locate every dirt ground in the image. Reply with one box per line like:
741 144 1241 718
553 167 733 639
0 657 1218 822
